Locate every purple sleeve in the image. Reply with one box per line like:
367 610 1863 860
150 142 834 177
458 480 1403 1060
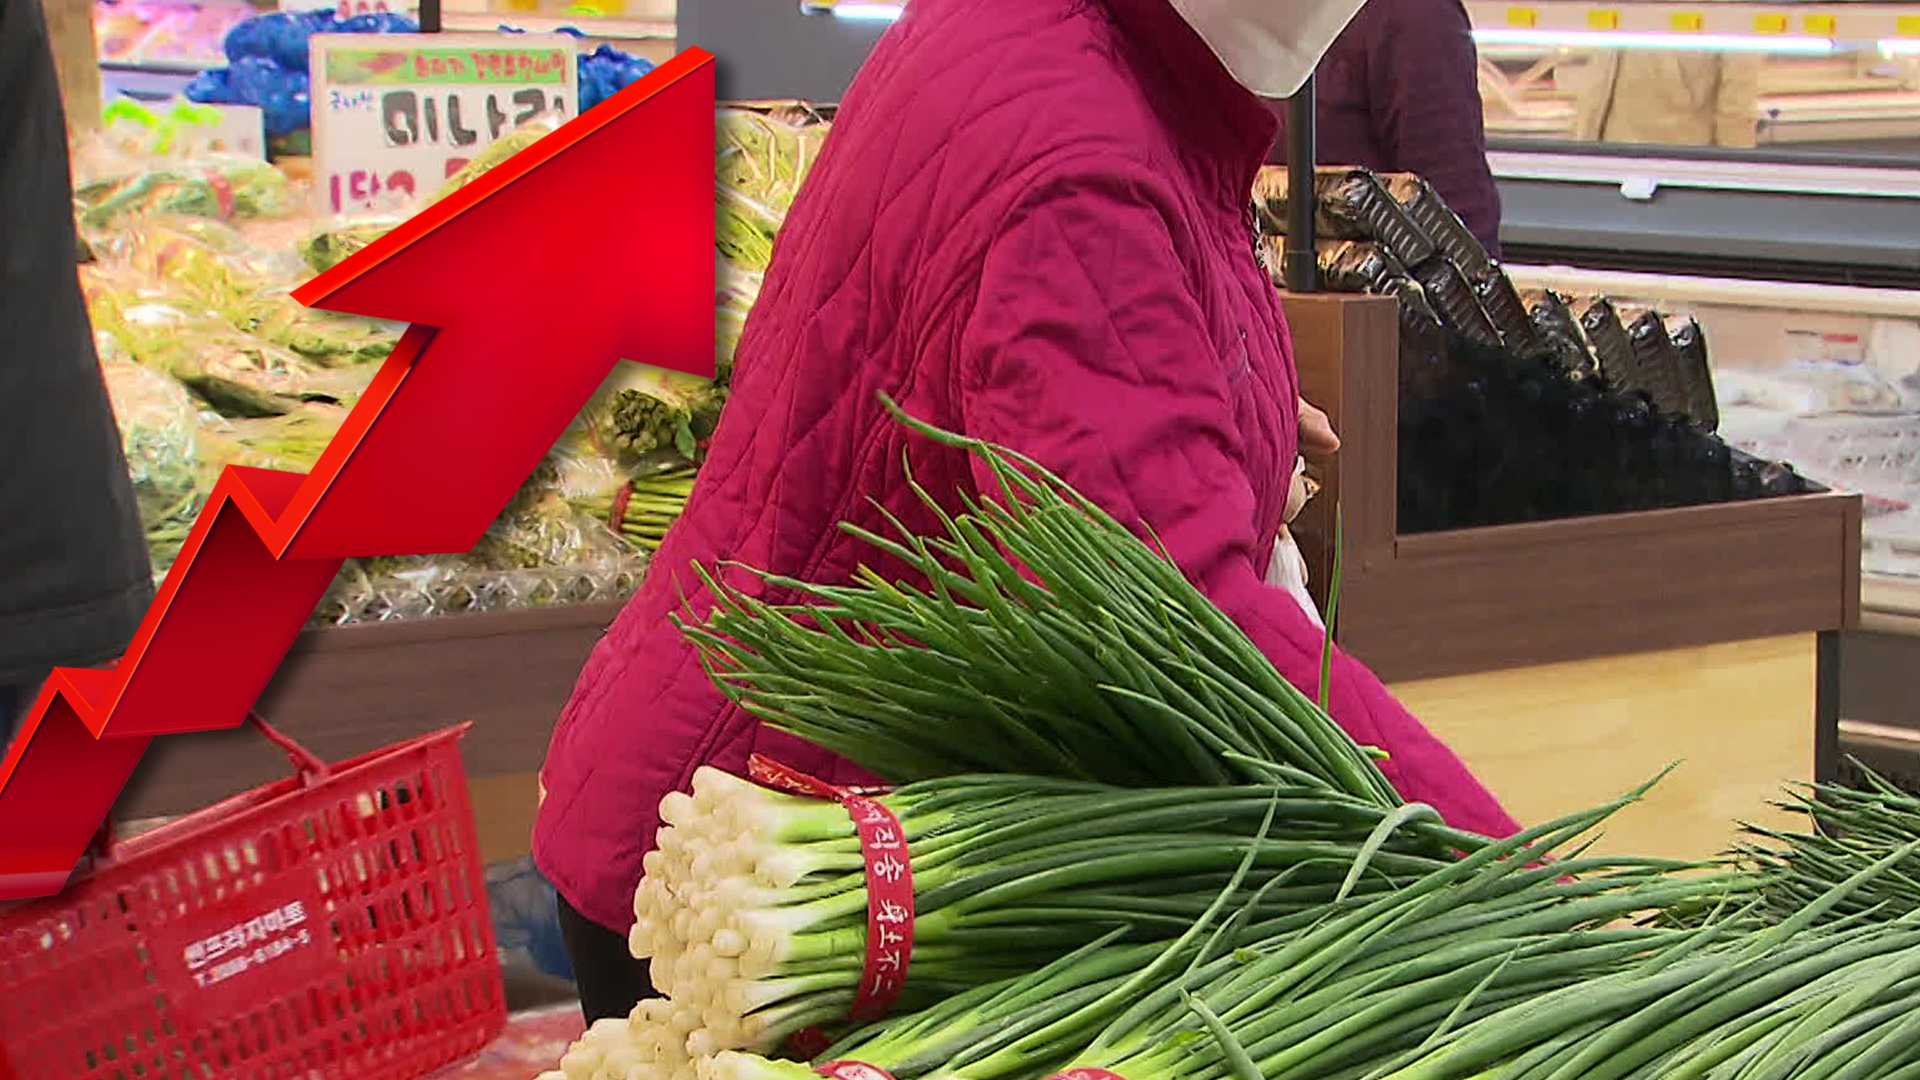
1372 0 1504 256
955 169 1522 838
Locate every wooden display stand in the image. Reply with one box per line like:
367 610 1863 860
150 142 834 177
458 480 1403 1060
114 601 621 863
1283 290 1862 861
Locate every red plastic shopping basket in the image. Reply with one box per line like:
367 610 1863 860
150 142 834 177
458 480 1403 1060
0 713 507 1080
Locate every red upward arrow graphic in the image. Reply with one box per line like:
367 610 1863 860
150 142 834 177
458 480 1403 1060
0 48 715 900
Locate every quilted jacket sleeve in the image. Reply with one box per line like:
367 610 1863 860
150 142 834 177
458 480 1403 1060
955 167 1521 839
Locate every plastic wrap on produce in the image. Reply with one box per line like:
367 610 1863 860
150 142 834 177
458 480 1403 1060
1667 316 1720 433
716 108 828 215
1409 256 1502 348
102 360 215 579
1717 361 1913 417
309 415 649 627
1719 403 1920 577
435 118 563 202
1383 172 1492 280
310 526 648 627
1573 296 1637 381
716 255 761 383
1263 235 1406 294
1615 303 1692 421
85 213 290 289
1470 263 1547 359
74 152 296 229
299 215 402 274
1252 166 1438 268
1524 289 1598 377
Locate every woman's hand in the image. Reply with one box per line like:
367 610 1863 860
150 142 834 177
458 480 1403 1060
1299 397 1340 458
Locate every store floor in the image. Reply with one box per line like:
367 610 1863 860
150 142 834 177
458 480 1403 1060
425 968 585 1080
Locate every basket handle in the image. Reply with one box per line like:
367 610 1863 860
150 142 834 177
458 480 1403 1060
88 710 330 866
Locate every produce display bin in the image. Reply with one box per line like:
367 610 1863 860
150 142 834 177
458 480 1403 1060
1283 290 1862 861
112 602 623 868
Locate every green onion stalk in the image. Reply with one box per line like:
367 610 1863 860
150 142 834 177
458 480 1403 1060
546 764 1302 1080
702 781 1749 1080
635 768 1493 1062
1355 839 1920 1080
1724 761 1920 928
678 396 1401 806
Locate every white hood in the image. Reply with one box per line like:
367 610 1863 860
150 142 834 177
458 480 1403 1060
1163 0 1371 98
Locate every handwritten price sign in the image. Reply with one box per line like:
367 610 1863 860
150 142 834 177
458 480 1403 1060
334 0 420 17
309 33 578 218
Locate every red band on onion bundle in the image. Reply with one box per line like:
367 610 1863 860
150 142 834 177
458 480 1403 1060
609 483 634 532
815 1062 900 1080
1045 1070 1131 1080
748 754 914 1044
786 1028 833 1062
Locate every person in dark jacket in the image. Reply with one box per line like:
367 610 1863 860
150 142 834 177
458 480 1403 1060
0 0 156 747
1265 0 1503 255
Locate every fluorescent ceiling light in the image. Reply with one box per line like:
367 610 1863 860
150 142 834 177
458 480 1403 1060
1474 28 1836 53
1880 38 1920 55
803 1 903 19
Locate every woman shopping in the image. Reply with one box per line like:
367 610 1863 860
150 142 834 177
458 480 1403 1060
535 0 1522 1024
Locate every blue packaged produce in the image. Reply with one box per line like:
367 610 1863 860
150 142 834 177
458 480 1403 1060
221 18 266 63
263 12 318 71
227 56 284 106
182 68 235 105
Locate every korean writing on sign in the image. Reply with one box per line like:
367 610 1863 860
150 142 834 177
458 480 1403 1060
309 33 578 219
335 0 419 17
182 901 315 989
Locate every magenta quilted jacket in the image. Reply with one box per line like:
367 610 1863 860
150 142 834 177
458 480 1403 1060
533 0 1521 934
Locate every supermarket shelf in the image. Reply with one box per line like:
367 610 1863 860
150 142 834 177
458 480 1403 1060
1465 0 1920 43
1489 147 1920 197
804 0 1920 39
115 599 624 819
100 62 199 101
1490 154 1920 286
441 9 673 37
1504 263 1920 317
1864 575 1920 626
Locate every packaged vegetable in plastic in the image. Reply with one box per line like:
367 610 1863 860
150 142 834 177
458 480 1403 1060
223 406 353 473
252 298 402 368
605 360 726 461
300 216 403 274
74 156 295 228
432 117 565 203
100 360 215 578
715 108 826 214
715 254 760 385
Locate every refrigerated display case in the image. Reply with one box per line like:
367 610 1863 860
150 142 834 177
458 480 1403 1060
1483 91 1920 779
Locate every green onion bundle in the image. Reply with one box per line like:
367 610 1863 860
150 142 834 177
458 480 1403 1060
680 399 1396 805
540 1001 705 1080
1347 841 1920 1080
633 767 1495 1062
1731 761 1920 928
703 784 1745 1080
576 467 698 552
